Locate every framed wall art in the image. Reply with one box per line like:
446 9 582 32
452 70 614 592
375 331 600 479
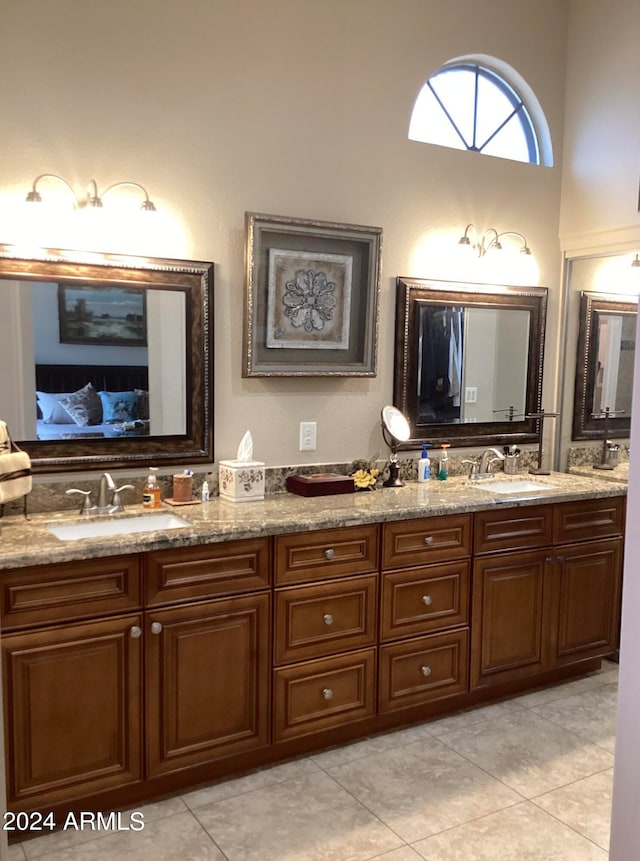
58 284 147 346
243 212 382 376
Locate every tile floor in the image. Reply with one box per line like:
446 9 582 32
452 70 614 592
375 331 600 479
10 659 618 861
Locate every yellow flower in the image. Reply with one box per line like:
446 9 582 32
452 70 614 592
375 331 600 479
352 468 378 489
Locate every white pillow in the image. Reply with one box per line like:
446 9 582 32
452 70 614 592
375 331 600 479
36 391 73 424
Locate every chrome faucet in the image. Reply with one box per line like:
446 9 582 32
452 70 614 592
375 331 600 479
480 447 506 475
66 472 135 515
462 448 505 480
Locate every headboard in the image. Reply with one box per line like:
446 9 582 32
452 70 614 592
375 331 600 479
35 364 149 394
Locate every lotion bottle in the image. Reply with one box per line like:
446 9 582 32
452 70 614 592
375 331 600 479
418 443 432 482
143 467 161 509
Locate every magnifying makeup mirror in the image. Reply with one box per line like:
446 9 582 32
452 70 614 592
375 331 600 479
380 405 410 487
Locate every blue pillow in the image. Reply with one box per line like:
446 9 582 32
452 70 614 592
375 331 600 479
98 390 139 423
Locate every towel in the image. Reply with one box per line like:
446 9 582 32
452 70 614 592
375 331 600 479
0 421 32 504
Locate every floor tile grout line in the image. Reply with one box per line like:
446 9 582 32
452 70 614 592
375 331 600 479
527 793 611 853
189 807 231 861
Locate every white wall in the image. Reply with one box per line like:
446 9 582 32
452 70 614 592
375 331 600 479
0 0 569 467
560 0 640 248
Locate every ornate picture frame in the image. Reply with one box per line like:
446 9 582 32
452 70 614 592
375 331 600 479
243 212 382 376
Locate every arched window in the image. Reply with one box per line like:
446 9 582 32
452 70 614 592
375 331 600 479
409 58 552 166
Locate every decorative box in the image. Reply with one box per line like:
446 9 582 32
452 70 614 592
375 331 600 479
219 460 265 502
286 473 355 497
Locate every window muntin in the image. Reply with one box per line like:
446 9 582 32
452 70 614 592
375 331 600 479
409 62 541 165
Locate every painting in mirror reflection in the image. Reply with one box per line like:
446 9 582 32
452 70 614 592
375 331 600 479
3 279 186 442
417 305 530 424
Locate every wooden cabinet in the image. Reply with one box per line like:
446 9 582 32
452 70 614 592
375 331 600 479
471 497 624 690
1 539 271 812
0 494 625 822
145 592 270 777
379 515 471 714
3 613 143 810
273 525 378 741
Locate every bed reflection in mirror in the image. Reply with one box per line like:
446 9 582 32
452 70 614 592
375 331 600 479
24 281 186 442
0 246 213 472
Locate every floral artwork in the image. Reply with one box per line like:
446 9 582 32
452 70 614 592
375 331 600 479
266 249 352 350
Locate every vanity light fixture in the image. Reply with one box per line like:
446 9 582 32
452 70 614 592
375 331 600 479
458 223 532 257
25 174 157 213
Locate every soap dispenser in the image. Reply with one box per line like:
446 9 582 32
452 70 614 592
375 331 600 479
418 443 432 482
437 443 450 481
143 467 161 509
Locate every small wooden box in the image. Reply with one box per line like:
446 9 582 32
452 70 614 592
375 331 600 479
286 473 355 497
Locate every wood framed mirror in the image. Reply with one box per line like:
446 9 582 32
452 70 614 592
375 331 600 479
393 276 548 448
0 245 214 472
572 291 636 441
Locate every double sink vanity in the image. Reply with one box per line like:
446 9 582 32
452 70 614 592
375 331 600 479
0 470 626 827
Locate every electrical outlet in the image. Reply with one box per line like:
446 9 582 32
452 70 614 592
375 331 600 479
465 386 478 404
299 421 317 451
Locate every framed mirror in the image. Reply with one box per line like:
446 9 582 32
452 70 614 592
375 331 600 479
393 277 548 448
0 245 214 472
572 291 636 440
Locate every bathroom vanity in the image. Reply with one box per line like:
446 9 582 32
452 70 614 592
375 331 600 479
0 473 626 830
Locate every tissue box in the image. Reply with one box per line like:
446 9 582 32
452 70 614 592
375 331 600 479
219 459 265 502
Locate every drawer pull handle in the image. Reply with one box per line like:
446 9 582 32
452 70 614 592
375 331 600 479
322 688 333 700
323 613 334 626
422 595 433 606
421 665 432 677
130 626 142 639
424 536 434 546
324 548 335 560
150 621 163 635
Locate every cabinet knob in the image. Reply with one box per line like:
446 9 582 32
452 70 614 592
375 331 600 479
557 555 565 563
324 548 335 560
424 536 434 545
422 595 433 606
323 613 334 626
130 625 142 639
150 621 163 635
322 688 333 700
421 665 432 677
545 556 554 564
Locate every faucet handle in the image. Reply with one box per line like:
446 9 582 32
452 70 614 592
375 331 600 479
65 488 94 515
461 458 480 478
111 484 135 513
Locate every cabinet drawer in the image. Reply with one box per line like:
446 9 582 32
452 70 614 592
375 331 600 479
381 561 470 642
474 505 553 554
145 537 270 606
0 556 142 630
379 629 469 713
273 648 376 742
274 575 377 665
382 514 472 570
553 497 625 544
275 525 379 586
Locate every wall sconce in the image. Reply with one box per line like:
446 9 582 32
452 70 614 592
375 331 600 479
25 173 156 212
631 253 640 269
458 223 532 257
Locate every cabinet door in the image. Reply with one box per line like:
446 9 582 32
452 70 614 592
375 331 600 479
552 539 622 665
3 614 143 811
471 550 551 690
145 592 270 777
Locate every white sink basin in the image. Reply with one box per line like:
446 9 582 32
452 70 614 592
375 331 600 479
474 479 553 495
48 512 191 541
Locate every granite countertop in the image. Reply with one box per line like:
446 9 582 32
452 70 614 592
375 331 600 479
0 471 627 571
568 462 629 484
